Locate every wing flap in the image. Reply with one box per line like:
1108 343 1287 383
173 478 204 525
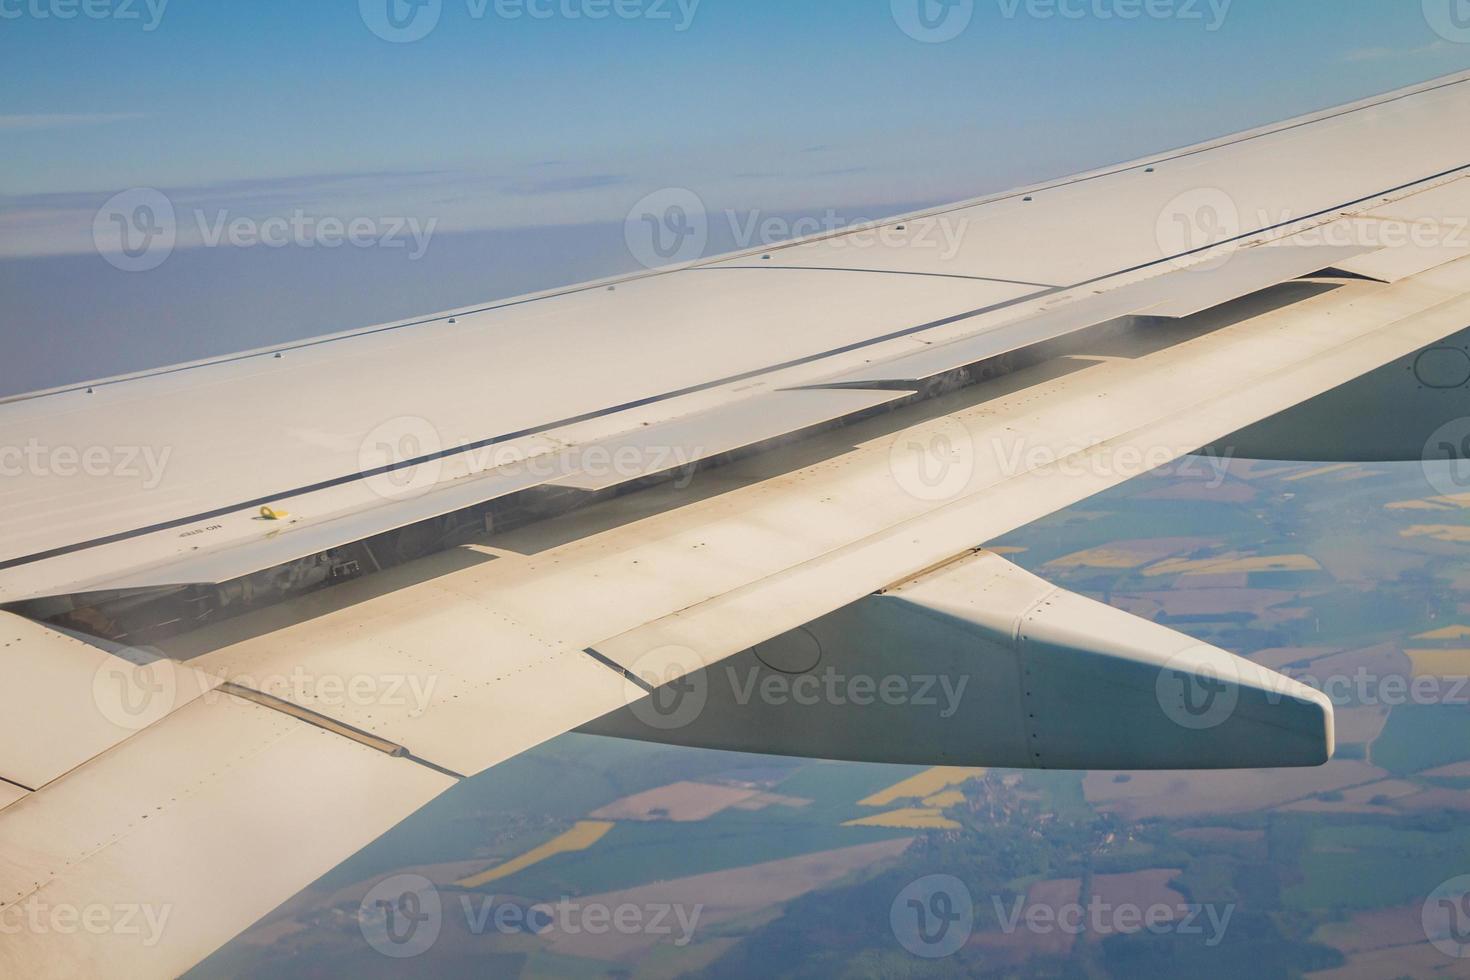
1138 243 1374 317
1337 242 1470 283
0 613 221 791
162 578 634 779
2 387 905 597
0 784 26 813
590 261 1470 675
798 283 1154 387
153 257 1470 778
547 387 908 491
1327 176 1470 281
0 694 455 980
800 242 1372 388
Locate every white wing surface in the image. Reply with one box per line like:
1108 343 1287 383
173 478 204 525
6 71 1470 977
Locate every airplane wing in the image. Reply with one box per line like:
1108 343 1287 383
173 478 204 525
6 70 1470 976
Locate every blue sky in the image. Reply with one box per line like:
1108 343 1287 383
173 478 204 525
5 1 1470 228
2 0 1469 390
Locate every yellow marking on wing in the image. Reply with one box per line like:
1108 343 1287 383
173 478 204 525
860 767 985 808
455 820 614 888
1405 649 1470 678
843 808 962 830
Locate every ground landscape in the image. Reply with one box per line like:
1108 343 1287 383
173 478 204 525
197 457 1470 978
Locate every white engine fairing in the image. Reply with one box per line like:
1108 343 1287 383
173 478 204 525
584 552 1333 771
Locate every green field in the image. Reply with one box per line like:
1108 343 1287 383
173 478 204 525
1282 823 1470 910
1373 704 1470 774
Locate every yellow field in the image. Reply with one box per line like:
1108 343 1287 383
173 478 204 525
456 820 615 888
1404 649 1470 678
1284 463 1357 482
921 790 967 808
1049 547 1155 570
843 808 961 830
1143 554 1320 577
859 767 986 807
1400 525 1470 543
1413 625 1470 641
1387 492 1470 512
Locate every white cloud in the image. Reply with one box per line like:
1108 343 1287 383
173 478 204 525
0 113 148 132
1341 40 1452 63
